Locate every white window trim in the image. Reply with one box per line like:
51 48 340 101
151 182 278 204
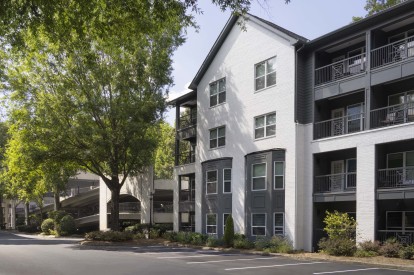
223 213 231 234
206 170 218 195
254 112 276 140
273 212 284 236
223 168 232 194
209 126 226 149
254 56 277 92
252 162 267 191
206 213 217 235
274 161 285 190
209 78 226 107
251 213 267 236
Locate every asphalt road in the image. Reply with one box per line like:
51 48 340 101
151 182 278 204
0 231 412 275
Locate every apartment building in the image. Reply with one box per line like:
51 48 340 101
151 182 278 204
172 0 414 251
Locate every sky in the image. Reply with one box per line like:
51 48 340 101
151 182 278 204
166 0 367 125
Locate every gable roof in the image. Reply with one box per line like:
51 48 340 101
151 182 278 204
188 14 308 90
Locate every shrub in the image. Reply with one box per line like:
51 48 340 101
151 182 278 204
164 231 178 242
354 249 378 257
358 240 381 253
399 246 413 260
176 231 192 244
379 238 402 258
190 233 208 246
48 210 67 224
16 224 39 233
60 215 76 236
223 215 234 247
206 236 223 247
265 236 293 254
318 237 356 256
254 237 271 251
233 238 254 249
323 211 356 240
41 218 55 235
85 231 133 242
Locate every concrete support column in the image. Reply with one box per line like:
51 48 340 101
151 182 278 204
356 144 376 243
173 170 179 232
10 200 16 230
99 178 108 230
195 164 202 233
4 200 9 229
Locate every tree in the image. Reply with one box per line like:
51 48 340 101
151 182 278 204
0 122 8 227
353 0 405 21
223 215 235 247
154 122 175 180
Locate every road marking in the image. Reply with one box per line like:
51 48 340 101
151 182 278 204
225 261 327 271
158 254 221 259
313 268 380 274
187 257 276 264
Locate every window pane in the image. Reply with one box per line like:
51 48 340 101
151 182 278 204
274 176 283 189
224 169 232 181
253 163 266 177
255 77 265 91
207 226 216 234
224 182 231 193
210 83 217 95
275 162 284 175
347 159 357 173
219 79 226 92
218 127 225 137
253 214 266 226
266 113 276 125
255 116 265 128
207 171 217 182
207 182 217 193
218 92 226 104
274 213 283 227
253 178 266 190
266 72 276 86
207 214 216 225
253 227 266 236
255 63 265 77
218 137 225 147
266 57 276 73
388 153 403 168
266 125 276 136
210 139 217 149
387 212 402 229
210 95 217 107
210 129 217 139
255 128 265 139
406 152 414 167
406 212 414 228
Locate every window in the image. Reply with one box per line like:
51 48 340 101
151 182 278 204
210 126 225 149
255 57 276 91
252 163 266 190
206 213 217 234
223 168 232 193
255 112 276 139
274 213 284 236
223 213 231 233
274 161 285 189
210 78 226 107
252 213 266 236
206 170 218 194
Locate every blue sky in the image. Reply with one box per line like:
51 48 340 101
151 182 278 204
165 0 367 125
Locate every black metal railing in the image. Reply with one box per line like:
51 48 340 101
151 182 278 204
377 167 414 189
178 112 197 130
180 189 195 202
371 35 414 69
314 172 356 193
370 102 414 129
176 151 195 165
314 113 364 140
153 201 173 213
377 230 414 245
315 53 366 86
118 202 141 213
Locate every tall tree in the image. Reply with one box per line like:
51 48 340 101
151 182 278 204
0 122 8 226
154 122 175 180
353 0 405 21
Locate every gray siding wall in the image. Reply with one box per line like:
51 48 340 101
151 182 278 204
201 158 232 236
296 50 314 124
245 150 285 238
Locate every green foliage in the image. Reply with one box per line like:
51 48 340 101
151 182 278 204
358 240 381 253
233 237 254 249
264 236 293 254
353 0 405 21
399 246 413 260
85 231 133 242
41 218 55 235
48 210 67 224
60 215 76 236
124 223 172 238
379 238 402 258
154 122 175 180
206 236 223 247
16 224 39 233
323 211 356 240
354 249 378 257
164 231 179 242
318 237 357 256
223 215 235 247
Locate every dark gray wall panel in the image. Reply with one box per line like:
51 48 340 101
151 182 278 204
371 65 402 86
402 60 414 78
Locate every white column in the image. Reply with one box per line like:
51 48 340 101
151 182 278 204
99 178 108 231
356 144 376 243
10 200 16 230
173 170 179 232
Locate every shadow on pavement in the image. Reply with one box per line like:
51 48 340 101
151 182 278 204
0 230 82 246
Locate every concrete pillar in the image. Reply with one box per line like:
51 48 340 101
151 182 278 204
356 144 376 243
173 170 179 232
10 200 16 230
99 178 108 231
3 199 9 229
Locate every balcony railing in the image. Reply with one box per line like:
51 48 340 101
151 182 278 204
176 151 195 165
180 190 195 202
371 35 414 69
314 172 356 193
153 201 173 213
377 167 414 189
370 103 414 129
314 113 364 140
315 53 366 86
178 112 197 130
377 230 414 245
118 202 141 213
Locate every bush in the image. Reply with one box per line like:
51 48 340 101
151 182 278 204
354 249 378 257
379 238 402 258
234 238 254 249
206 236 223 247
85 231 133 242
48 210 67 224
318 237 356 256
190 233 208 246
265 236 293 254
176 231 193 244
323 211 356 240
223 215 234 247
164 231 178 242
60 215 76 236
41 218 55 235
254 237 271 251
399 246 413 260
358 240 381 253
16 224 39 233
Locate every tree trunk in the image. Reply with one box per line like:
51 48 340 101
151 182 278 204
54 192 60 211
109 185 121 231
24 202 29 225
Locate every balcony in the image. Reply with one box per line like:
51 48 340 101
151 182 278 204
118 202 141 213
177 112 197 140
314 172 356 193
314 113 364 139
176 151 195 166
315 53 366 86
377 230 414 245
377 167 414 189
371 35 414 69
370 102 414 129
